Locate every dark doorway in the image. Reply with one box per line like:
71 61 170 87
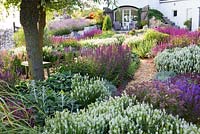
199 7 200 27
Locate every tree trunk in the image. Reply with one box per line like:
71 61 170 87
20 0 44 80
38 6 46 50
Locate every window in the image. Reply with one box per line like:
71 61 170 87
173 10 177 17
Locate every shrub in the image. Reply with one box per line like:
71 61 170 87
154 71 177 81
168 73 200 123
50 36 69 44
126 81 184 116
0 50 22 83
13 28 26 47
79 37 120 48
20 80 74 126
152 28 200 55
42 46 63 63
80 45 132 85
48 18 92 35
50 28 71 36
70 74 111 108
83 29 102 38
144 29 169 43
112 34 126 44
43 28 53 47
123 35 143 45
148 9 164 22
102 15 112 31
187 31 200 44
18 72 115 125
44 72 74 92
155 45 200 74
94 30 115 39
140 20 148 27
59 58 98 77
62 45 137 86
170 35 192 47
136 8 142 29
184 19 192 30
127 61 139 78
131 52 140 66
128 29 136 35
43 95 200 134
129 39 156 58
155 27 189 36
151 42 173 56
60 39 80 48
9 46 27 61
63 45 135 86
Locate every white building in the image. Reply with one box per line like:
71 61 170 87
109 0 200 31
0 7 20 30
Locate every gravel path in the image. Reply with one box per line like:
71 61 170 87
126 58 157 88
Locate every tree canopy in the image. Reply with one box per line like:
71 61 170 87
1 0 115 80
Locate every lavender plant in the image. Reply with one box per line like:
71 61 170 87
167 73 200 123
80 45 133 85
126 81 184 116
48 18 92 34
126 73 200 124
83 29 102 38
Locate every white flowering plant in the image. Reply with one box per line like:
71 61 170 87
42 95 200 134
79 37 121 48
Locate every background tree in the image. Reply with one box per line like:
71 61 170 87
102 15 112 31
2 0 114 80
3 0 82 80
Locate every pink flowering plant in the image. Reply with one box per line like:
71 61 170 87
152 27 200 56
0 50 22 83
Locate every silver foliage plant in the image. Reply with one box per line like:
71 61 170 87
42 95 200 134
155 45 200 74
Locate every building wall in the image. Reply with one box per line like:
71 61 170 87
114 0 154 9
114 0 200 30
158 0 200 30
0 7 20 30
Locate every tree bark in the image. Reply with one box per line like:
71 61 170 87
20 0 44 80
38 6 46 50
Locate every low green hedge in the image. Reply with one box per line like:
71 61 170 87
50 28 71 36
155 45 200 73
144 29 169 43
43 95 200 134
94 31 115 39
79 37 121 48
